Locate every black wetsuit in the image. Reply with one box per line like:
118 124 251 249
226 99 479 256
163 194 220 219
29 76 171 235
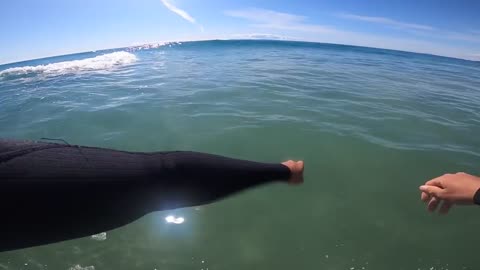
0 139 291 252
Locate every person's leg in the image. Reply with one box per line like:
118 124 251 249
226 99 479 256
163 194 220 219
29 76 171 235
0 139 304 251
149 151 303 185
0 140 304 185
143 151 304 211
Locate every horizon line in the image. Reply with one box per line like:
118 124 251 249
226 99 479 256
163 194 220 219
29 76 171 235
0 38 478 67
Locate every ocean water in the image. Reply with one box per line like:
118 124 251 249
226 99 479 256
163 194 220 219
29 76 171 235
1 40 480 270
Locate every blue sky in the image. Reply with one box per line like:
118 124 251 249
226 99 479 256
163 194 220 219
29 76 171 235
1 0 479 64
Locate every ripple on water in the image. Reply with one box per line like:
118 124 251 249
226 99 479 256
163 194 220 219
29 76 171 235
0 40 480 269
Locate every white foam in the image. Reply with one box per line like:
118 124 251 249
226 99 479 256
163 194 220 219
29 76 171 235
90 232 107 241
68 265 95 270
0 51 137 77
127 41 182 51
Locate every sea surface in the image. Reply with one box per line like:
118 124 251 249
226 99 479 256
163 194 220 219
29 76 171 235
1 40 480 270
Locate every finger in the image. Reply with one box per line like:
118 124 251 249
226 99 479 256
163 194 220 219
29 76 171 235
427 197 441 212
425 176 444 188
439 201 453 215
421 191 431 202
419 185 445 198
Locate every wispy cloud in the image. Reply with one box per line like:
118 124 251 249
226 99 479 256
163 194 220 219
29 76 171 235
441 32 480 43
225 8 334 33
470 53 480 61
337 13 434 31
225 8 479 61
160 0 204 32
230 33 289 40
338 12 480 44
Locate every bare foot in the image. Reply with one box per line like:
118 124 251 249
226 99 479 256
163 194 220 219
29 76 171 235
282 160 304 185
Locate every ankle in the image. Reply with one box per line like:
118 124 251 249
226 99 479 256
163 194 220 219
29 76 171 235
282 160 304 184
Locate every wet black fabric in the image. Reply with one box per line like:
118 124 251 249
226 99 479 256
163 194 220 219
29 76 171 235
0 139 290 252
474 188 480 205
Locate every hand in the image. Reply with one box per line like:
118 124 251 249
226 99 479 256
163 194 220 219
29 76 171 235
419 172 480 214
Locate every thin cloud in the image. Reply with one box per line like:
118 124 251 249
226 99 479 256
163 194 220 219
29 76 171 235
338 13 434 31
470 53 480 61
338 13 480 44
230 33 289 40
225 8 478 61
225 9 306 24
225 8 334 33
160 0 203 31
441 32 480 43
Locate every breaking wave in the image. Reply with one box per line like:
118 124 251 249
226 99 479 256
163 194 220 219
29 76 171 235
0 51 137 77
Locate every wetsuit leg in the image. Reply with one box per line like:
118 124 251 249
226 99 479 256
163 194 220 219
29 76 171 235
0 139 291 251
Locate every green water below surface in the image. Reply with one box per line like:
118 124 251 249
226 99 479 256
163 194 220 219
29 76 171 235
1 40 480 269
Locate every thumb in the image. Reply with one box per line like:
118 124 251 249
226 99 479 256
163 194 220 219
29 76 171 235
419 185 445 198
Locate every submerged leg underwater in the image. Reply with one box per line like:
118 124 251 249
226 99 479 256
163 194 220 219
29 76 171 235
0 138 304 252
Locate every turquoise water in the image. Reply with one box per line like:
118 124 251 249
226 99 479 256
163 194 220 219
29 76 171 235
1 40 480 269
